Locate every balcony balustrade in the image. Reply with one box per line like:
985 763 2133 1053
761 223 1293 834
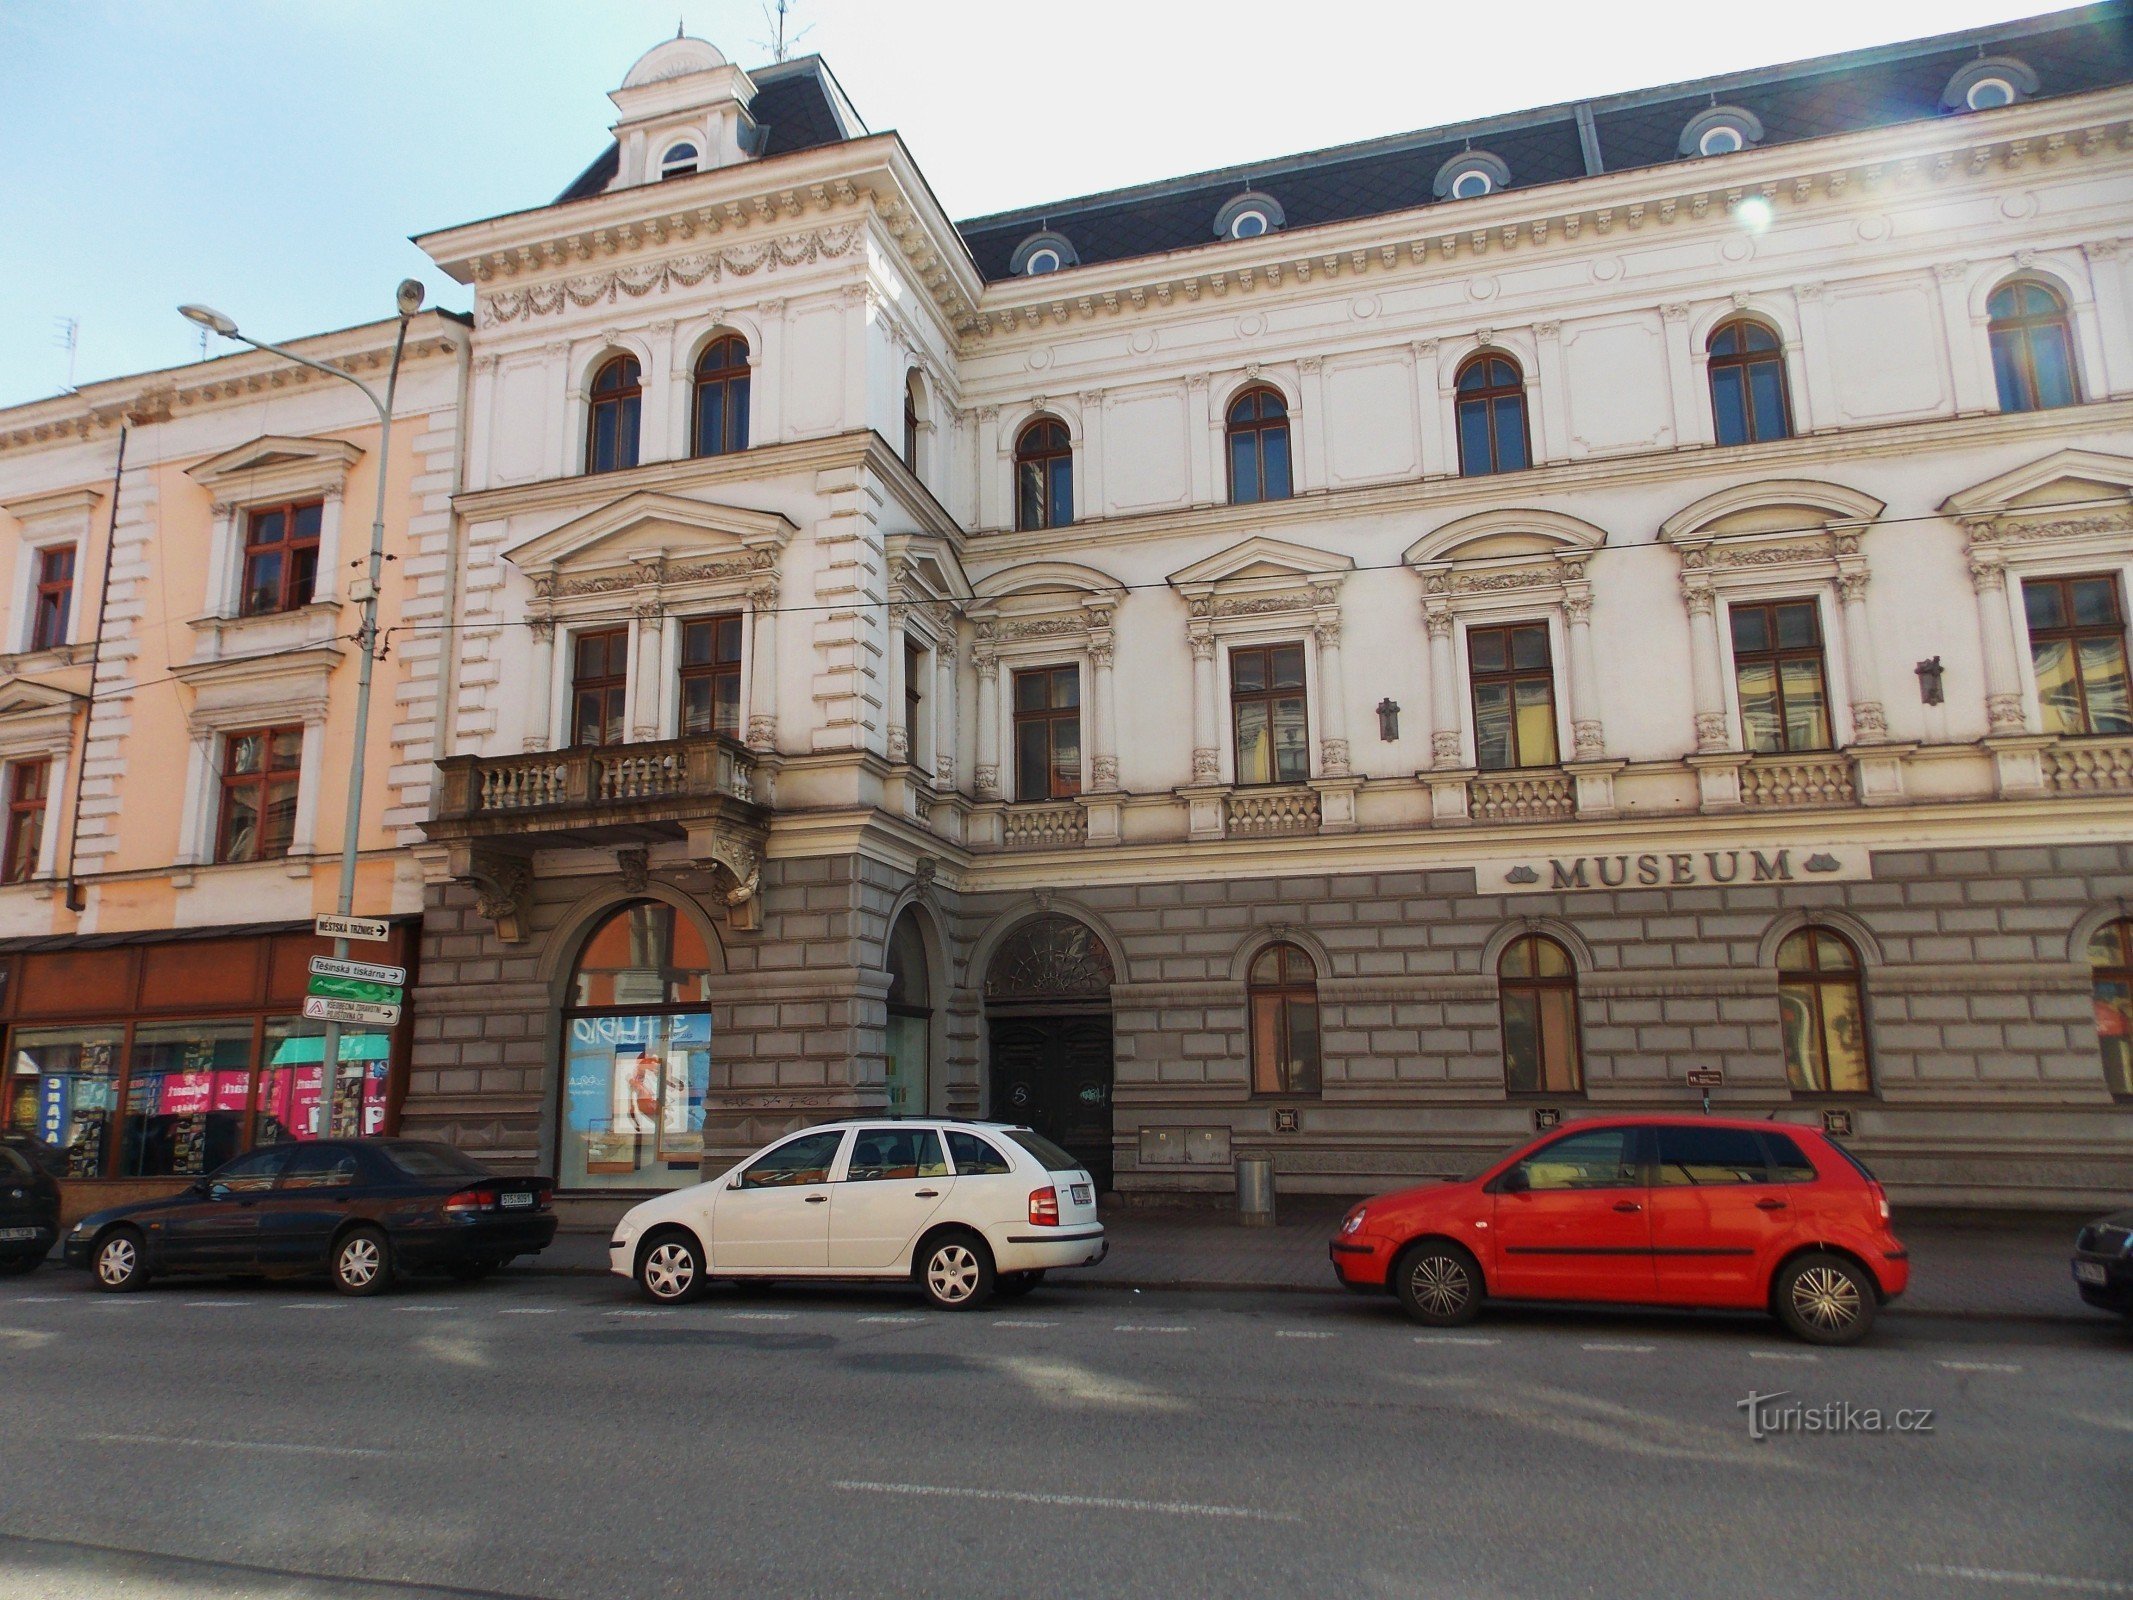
1002 802 1089 851
1470 770 1576 823
430 733 760 849
1224 786 1322 838
1739 752 1856 810
2043 736 2133 797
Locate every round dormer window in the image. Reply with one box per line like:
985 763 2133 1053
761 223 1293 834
1230 209 1271 239
1211 191 1285 242
1699 125 1744 156
1966 76 2016 111
1025 247 1063 276
660 142 700 180
1451 170 1492 199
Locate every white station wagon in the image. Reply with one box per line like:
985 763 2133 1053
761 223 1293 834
609 1119 1106 1309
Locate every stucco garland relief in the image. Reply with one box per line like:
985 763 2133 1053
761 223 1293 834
478 225 863 326
529 550 774 601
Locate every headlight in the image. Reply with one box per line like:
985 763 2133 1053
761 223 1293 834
1340 1208 1367 1236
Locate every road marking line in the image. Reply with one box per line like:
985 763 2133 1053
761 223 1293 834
80 1433 399 1460
183 1300 248 1308
393 1305 449 1313
1276 1330 1336 1339
283 1303 344 1312
1909 1563 2133 1594
606 1308 670 1318
992 1319 1057 1328
1413 1335 1500 1346
1750 1350 1820 1363
833 1480 1298 1523
497 1307 557 1315
1113 1325 1192 1335
1938 1360 2023 1373
859 1315 926 1325
1580 1342 1656 1353
15 1296 64 1304
727 1311 795 1321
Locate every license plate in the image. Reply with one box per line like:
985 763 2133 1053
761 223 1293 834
1070 1184 1091 1205
0 1226 39 1242
2075 1260 2109 1285
500 1192 533 1210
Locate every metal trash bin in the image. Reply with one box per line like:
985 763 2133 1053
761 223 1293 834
1236 1154 1275 1228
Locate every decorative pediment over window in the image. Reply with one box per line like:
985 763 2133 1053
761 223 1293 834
185 435 363 508
1167 536 1353 617
967 560 1123 647
171 645 342 733
0 676 83 759
504 491 795 612
1403 509 1608 611
1660 478 1885 552
1939 448 2133 549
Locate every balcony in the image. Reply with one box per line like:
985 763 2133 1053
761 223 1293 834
429 734 763 850
1225 786 1322 838
1740 752 1856 810
1002 802 1088 851
1470 770 1576 823
2043 736 2133 796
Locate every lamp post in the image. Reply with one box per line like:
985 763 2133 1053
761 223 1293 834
181 284 424 1144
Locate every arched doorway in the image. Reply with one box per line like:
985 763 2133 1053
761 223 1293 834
985 914 1115 1191
883 908 932 1115
557 899 717 1191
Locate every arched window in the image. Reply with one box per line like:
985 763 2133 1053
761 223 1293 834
1988 280 2078 413
1707 319 1793 446
2090 918 2133 1097
1499 933 1581 1093
1777 928 1871 1095
586 355 642 475
1249 942 1320 1095
1455 355 1530 476
659 142 700 180
1014 418 1074 530
691 335 750 458
885 910 933 1115
1226 386 1292 504
559 900 716 1190
903 371 924 474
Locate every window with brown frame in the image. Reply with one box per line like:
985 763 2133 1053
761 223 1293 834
1014 418 1074 531
2 757 49 885
1777 928 1872 1095
1249 941 1321 1095
678 614 743 739
29 545 74 650
239 501 322 617
1229 642 1309 785
1467 622 1557 770
1455 355 1530 476
2088 918 2133 1097
2023 574 2131 736
1729 598 1833 753
903 374 922 472
1988 279 2078 413
216 726 303 864
691 336 750 458
1012 665 1081 800
904 638 924 762
1707 319 1793 446
1225 387 1292 504
570 628 630 747
586 354 643 474
1499 933 1581 1094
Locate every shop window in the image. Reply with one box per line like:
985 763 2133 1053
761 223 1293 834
216 725 303 864
1249 942 1321 1096
677 614 743 739
1013 664 1082 800
560 900 716 1191
240 501 323 617
118 1019 255 1178
3 1025 124 1176
3 757 50 885
1707 319 1793 446
885 910 932 1117
692 335 750 458
1499 933 1582 1094
1988 280 2078 414
262 1018 391 1141
586 354 643 474
1468 622 1557 770
1777 928 1872 1095
30 544 74 649
1226 387 1292 505
2023 575 2131 736
1230 642 1309 785
1014 417 1074 531
2090 918 2133 1097
1455 355 1530 476
571 627 631 746
1729 599 1833 753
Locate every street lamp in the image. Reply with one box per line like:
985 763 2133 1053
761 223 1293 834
182 284 426 1142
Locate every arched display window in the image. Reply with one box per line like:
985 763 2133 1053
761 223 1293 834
885 909 933 1115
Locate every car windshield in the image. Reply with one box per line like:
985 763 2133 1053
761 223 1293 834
1003 1129 1082 1174
381 1142 491 1179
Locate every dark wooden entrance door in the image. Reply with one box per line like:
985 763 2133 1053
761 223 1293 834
987 1015 1114 1192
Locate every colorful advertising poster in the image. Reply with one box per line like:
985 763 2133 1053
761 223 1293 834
564 1013 711 1175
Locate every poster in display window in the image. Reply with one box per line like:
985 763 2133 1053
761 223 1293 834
568 1014 711 1175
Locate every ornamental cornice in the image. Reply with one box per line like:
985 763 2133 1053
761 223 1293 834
476 224 866 326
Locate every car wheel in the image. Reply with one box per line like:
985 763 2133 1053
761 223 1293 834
0 1255 39 1277
918 1231 994 1311
994 1269 1045 1300
92 1228 148 1293
636 1230 707 1305
1774 1252 1876 1345
330 1227 393 1297
1393 1241 1483 1327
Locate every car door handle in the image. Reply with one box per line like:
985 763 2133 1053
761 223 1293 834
913 1189 939 1198
1612 1201 1643 1214
804 1194 829 1204
1755 1198 1788 1211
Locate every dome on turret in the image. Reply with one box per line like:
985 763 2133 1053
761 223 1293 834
621 36 729 89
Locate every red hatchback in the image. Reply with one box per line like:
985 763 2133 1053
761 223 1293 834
1330 1116 1908 1345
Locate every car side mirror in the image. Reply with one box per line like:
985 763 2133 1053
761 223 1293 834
1496 1166 1530 1195
208 1181 233 1201
189 1177 210 1196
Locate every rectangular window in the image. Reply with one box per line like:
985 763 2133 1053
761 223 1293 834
677 614 743 739
1229 643 1309 786
2 757 50 885
905 639 924 755
118 1018 257 1178
570 628 631 746
240 501 324 617
1729 599 1832 753
216 725 303 864
1467 622 1557 770
1012 665 1082 800
1654 1125 1770 1186
2024 574 2131 737
30 544 75 650
3 1024 126 1177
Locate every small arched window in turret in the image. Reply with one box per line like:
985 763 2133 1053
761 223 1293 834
660 142 701 180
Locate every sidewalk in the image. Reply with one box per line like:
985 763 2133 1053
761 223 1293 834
535 1198 2103 1322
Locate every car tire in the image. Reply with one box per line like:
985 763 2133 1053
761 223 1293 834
330 1227 393 1297
0 1255 39 1277
1393 1240 1484 1327
636 1229 707 1305
994 1269 1045 1299
1774 1252 1876 1346
917 1231 994 1311
92 1228 148 1293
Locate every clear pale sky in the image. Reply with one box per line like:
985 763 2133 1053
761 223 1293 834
0 0 2079 408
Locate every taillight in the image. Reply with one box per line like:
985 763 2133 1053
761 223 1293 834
445 1188 498 1214
536 1188 553 1213
1028 1186 1059 1226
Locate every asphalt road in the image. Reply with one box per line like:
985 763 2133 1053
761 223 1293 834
0 1265 2125 1600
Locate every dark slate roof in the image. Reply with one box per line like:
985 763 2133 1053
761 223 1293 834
554 54 866 204
958 3 2133 281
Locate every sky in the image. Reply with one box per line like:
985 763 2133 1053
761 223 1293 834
0 0 2085 409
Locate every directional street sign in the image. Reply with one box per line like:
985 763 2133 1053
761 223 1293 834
306 973 402 1006
301 995 401 1027
315 914 391 943
309 956 407 987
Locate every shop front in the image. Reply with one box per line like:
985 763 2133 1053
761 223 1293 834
0 921 417 1223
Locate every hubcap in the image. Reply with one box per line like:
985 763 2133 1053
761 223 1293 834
97 1238 136 1285
644 1242 694 1299
1791 1264 1862 1331
339 1238 380 1287
927 1244 980 1303
1408 1254 1470 1317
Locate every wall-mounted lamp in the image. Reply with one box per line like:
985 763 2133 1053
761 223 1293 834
1915 656 1945 707
1376 698 1400 741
